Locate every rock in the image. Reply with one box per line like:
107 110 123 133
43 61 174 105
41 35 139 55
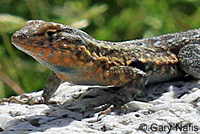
0 80 200 134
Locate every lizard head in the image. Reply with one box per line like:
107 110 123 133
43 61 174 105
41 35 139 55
12 20 95 74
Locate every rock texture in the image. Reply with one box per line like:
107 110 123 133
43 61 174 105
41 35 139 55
0 79 200 134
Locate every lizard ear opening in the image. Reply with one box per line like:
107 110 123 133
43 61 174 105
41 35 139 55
129 61 146 72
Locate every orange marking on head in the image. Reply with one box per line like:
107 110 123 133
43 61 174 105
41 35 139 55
51 51 60 63
42 48 50 58
51 57 57 63
35 37 41 41
56 61 63 66
53 42 59 48
65 50 71 56
25 45 34 51
64 57 71 64
72 54 78 61
34 47 42 53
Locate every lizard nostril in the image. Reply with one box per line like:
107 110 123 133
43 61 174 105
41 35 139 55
12 32 27 44
20 33 27 38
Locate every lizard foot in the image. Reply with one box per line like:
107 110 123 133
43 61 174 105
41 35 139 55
0 95 64 105
0 94 65 105
95 100 153 121
0 95 44 105
95 90 134 120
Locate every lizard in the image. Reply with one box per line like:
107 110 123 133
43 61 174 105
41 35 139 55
4 20 200 105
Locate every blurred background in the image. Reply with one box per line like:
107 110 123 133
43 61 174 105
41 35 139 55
0 0 200 99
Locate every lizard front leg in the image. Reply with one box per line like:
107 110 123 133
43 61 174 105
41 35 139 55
106 66 148 104
178 44 200 78
42 71 62 103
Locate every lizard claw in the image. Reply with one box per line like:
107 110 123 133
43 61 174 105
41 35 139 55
97 104 114 120
86 104 115 123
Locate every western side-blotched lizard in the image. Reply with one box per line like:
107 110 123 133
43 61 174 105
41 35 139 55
7 20 200 104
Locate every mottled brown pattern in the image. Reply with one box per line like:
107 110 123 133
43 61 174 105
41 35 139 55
11 20 200 102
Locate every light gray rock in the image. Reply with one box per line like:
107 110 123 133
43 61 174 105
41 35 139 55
0 80 200 134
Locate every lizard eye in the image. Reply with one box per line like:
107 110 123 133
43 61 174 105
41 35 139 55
45 29 57 38
47 31 55 36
